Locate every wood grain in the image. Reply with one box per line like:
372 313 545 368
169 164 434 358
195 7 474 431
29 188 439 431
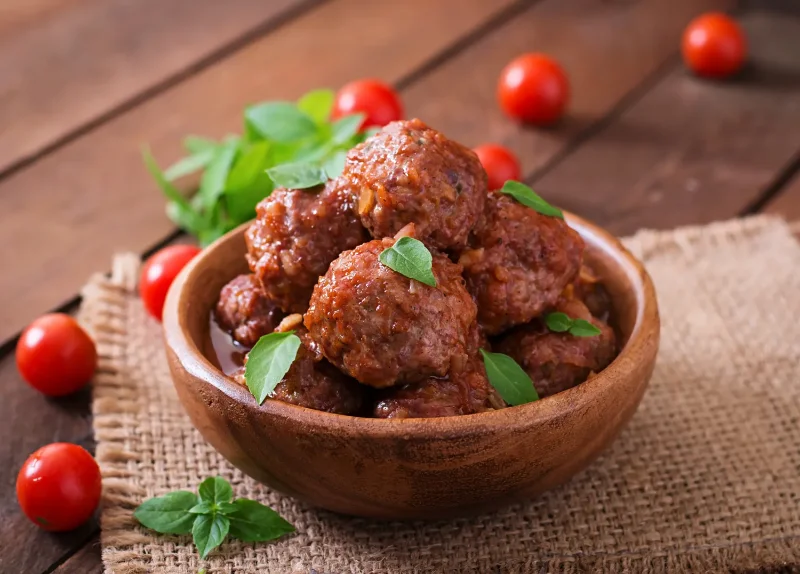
403 0 731 171
52 535 102 573
0 0 521 346
763 168 800 221
0 349 96 574
530 10 800 235
0 0 314 175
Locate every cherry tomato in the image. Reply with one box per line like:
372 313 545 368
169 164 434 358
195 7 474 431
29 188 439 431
497 53 570 125
17 314 97 397
682 13 746 79
140 244 201 320
17 443 102 532
473 144 522 190
331 79 403 130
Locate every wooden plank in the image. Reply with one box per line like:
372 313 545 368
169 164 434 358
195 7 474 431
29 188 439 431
529 10 800 236
0 351 96 574
403 0 731 171
52 535 103 574
0 0 521 346
0 0 312 174
763 168 800 221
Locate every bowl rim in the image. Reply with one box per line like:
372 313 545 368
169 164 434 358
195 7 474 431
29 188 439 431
163 211 659 438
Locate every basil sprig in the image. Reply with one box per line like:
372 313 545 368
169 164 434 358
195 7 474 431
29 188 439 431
500 181 563 219
379 237 437 287
545 312 602 337
144 88 370 246
244 332 302 404
480 349 539 406
134 477 294 559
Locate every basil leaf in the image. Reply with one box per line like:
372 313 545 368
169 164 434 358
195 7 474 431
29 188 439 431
378 237 437 287
331 114 365 144
165 148 216 181
192 513 230 559
134 490 198 534
245 332 302 404
183 136 218 154
545 313 602 337
568 318 602 338
216 502 238 515
480 349 539 406
143 149 203 233
245 102 317 143
362 127 381 139
500 181 563 219
227 499 295 542
544 312 572 333
266 162 327 189
198 476 233 504
198 140 238 207
297 89 334 124
189 501 215 515
323 149 347 179
226 142 270 191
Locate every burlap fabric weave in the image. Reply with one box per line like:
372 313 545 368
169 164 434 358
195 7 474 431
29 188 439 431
79 215 800 574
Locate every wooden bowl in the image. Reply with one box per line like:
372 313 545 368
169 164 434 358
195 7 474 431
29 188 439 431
163 213 659 520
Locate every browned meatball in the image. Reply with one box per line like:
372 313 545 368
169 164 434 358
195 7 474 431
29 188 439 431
215 274 284 347
339 118 487 251
245 181 367 314
571 265 613 322
231 315 365 415
494 297 616 398
459 190 584 335
304 236 477 388
374 323 504 418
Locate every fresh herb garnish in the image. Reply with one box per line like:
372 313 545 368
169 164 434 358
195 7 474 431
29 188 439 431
480 349 539 406
500 181 563 219
378 237 437 287
244 332 302 404
134 477 294 559
144 89 372 246
544 312 602 337
266 162 328 189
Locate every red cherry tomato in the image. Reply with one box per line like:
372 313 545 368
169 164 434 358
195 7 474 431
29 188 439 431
682 13 746 79
473 144 522 190
331 79 403 130
498 53 570 125
140 244 201 320
17 443 102 532
16 314 97 397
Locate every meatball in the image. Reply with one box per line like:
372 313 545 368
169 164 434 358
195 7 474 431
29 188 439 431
304 236 477 388
340 118 486 251
571 265 613 322
231 315 365 415
494 297 616 398
374 323 504 418
215 274 284 347
245 181 367 313
459 190 584 335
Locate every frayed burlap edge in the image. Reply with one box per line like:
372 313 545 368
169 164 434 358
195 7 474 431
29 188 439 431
78 215 800 574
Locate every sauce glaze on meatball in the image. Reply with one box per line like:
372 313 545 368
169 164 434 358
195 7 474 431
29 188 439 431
304 236 477 388
374 323 504 418
232 315 365 415
494 297 616 398
215 274 284 347
340 118 487 251
459 190 583 335
245 181 367 314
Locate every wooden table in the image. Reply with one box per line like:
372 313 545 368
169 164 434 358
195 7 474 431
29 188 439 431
1 0 799 571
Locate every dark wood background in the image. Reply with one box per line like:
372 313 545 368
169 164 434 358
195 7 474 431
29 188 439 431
1 0 799 572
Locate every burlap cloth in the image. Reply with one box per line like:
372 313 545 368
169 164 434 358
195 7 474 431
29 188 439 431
79 215 800 574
